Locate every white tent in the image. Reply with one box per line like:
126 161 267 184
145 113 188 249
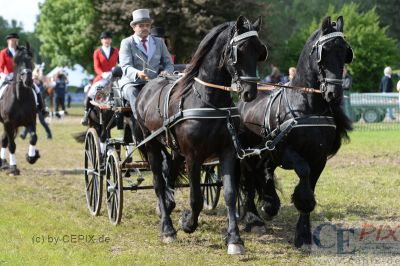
46 64 92 88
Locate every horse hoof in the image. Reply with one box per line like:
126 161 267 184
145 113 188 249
227 244 246 255
161 235 176 244
8 165 20 176
250 225 267 235
26 150 40 164
0 159 9 170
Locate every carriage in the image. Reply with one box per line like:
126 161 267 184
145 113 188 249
83 67 223 225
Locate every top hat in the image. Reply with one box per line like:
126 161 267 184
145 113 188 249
100 31 112 39
5 33 19 40
150 27 167 38
130 9 152 27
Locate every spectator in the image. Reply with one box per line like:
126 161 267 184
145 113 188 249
379 66 395 120
287 67 296 83
54 71 68 118
150 27 175 63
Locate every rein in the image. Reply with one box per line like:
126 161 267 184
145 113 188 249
194 77 321 94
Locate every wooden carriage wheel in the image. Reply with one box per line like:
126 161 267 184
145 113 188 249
105 148 123 225
201 165 222 210
84 128 103 216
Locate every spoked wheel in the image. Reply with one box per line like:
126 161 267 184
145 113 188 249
236 187 246 220
84 128 103 216
201 165 222 210
105 148 123 225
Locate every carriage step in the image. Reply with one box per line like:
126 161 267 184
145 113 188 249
122 161 149 169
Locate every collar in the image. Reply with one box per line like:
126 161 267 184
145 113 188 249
8 47 15 57
133 34 149 44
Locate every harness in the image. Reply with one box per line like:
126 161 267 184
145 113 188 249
124 28 261 161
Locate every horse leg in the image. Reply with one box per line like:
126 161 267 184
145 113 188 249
4 123 19 175
259 160 281 220
180 155 203 234
281 147 316 247
0 130 9 169
221 150 245 255
294 162 326 248
26 123 40 164
240 158 266 233
147 141 176 242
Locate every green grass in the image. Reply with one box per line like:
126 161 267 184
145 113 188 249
0 107 399 265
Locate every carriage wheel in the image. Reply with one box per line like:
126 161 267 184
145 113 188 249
84 128 103 216
105 148 123 225
236 187 246 220
201 165 221 210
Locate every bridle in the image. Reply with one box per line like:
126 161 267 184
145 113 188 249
310 31 351 95
226 28 265 94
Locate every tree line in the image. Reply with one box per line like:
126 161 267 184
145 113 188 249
2 0 399 92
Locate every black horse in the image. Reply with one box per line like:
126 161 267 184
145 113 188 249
0 43 40 175
238 16 353 247
135 16 267 254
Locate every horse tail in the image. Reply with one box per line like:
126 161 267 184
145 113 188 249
73 131 87 143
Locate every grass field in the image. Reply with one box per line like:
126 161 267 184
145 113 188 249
0 107 400 265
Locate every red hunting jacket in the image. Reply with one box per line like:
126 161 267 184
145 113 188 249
93 47 119 83
0 48 14 75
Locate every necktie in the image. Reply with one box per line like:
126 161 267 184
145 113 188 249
141 38 147 52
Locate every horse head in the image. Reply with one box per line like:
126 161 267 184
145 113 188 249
310 16 353 104
222 16 268 102
14 42 34 89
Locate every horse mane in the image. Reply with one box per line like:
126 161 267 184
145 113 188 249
171 22 233 101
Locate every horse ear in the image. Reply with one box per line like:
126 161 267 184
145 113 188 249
252 16 262 32
321 16 331 34
336 16 344 32
236 15 245 30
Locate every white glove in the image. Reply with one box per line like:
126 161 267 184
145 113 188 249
101 71 112 80
6 73 14 81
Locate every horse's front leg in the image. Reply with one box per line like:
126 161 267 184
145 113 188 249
146 141 176 243
281 147 317 248
180 155 203 234
25 123 40 165
221 149 245 255
0 129 9 169
4 123 19 175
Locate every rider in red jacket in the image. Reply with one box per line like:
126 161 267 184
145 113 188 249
0 33 19 84
81 31 119 125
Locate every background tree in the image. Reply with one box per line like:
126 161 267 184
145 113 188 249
280 3 399 92
36 0 98 70
94 0 269 63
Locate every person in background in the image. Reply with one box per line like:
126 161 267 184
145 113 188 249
150 27 175 63
379 66 395 120
287 67 296 83
54 70 68 118
342 66 353 119
0 33 19 88
397 77 400 111
21 72 52 140
81 31 119 125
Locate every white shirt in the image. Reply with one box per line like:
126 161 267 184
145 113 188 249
8 47 15 57
101 46 111 59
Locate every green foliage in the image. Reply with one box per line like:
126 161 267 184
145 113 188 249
36 0 98 69
281 3 400 92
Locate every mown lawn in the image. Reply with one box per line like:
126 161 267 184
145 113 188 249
0 107 399 265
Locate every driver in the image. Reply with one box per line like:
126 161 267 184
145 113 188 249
119 9 173 123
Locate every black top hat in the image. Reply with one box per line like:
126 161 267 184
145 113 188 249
150 27 167 38
100 31 112 39
5 33 19 40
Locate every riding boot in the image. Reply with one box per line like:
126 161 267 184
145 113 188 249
81 97 92 126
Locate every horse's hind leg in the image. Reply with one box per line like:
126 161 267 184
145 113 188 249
259 161 280 220
180 155 203 234
0 130 9 169
26 124 40 164
146 141 176 242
